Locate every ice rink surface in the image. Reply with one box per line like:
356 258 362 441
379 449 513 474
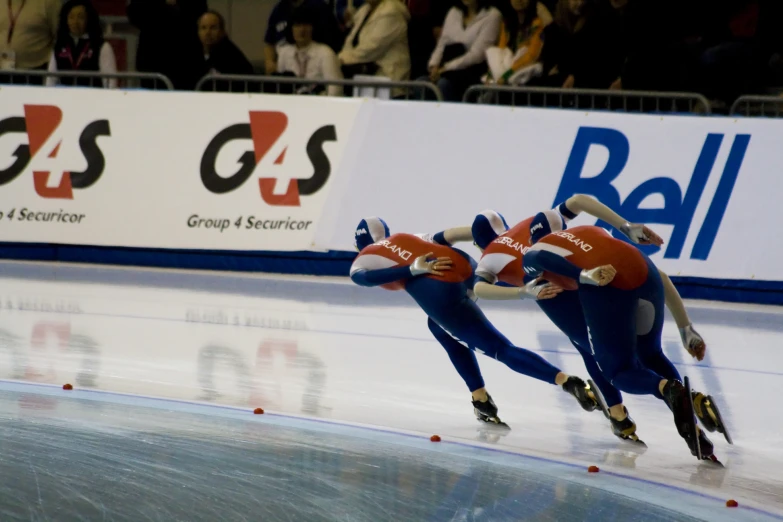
0 260 781 521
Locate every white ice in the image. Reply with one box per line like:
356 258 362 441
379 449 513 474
0 260 781 520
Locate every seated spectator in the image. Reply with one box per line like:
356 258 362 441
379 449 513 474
424 0 502 101
484 0 546 86
338 0 411 96
692 0 767 107
127 0 206 90
407 0 457 79
336 0 365 32
535 1 553 25
0 0 59 85
537 0 623 89
264 0 342 75
277 8 343 96
46 0 117 88
608 0 685 93
198 10 253 77
759 0 783 91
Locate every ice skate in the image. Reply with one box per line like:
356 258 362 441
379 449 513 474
472 393 510 429
588 379 646 445
562 376 599 412
696 428 723 466
663 377 702 460
608 408 646 445
692 391 733 444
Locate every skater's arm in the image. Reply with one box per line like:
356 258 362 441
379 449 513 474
420 227 473 246
474 278 561 300
561 194 627 230
350 253 453 287
523 250 582 280
473 280 525 300
660 270 690 328
660 269 706 361
350 266 416 287
442 227 474 245
524 249 615 286
561 195 663 246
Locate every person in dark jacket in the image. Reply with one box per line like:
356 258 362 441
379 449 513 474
198 11 253 74
537 0 623 89
46 0 117 88
263 0 342 74
127 0 207 90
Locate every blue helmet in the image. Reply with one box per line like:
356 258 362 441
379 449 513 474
355 217 390 251
471 210 509 249
529 210 566 244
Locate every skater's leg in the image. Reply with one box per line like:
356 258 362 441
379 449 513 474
637 298 681 399
578 285 665 396
538 292 625 419
635 265 681 395
581 275 703 458
427 317 485 393
571 339 623 406
433 300 560 384
432 300 598 411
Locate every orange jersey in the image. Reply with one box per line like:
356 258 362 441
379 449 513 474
476 207 571 288
476 217 534 287
350 233 474 291
531 225 648 291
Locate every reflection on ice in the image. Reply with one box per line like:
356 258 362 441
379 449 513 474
0 261 782 520
0 385 767 522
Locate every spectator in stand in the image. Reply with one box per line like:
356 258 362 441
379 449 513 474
277 7 343 96
692 0 767 108
484 0 547 86
536 0 623 89
264 0 342 75
608 0 685 93
198 11 253 76
758 0 783 91
406 0 457 79
127 0 207 90
336 0 365 33
46 0 117 88
338 0 411 95
0 0 59 84
424 0 502 101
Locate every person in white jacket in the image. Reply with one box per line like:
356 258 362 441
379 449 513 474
422 0 501 101
277 8 344 96
338 0 411 97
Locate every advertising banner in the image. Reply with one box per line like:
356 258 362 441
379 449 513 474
327 102 780 281
0 87 362 251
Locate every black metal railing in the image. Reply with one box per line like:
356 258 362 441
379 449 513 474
730 95 783 117
463 85 712 114
195 74 443 101
0 70 174 90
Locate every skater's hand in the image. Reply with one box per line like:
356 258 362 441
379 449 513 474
410 252 452 276
620 223 664 246
535 282 563 300
519 279 562 300
680 324 706 361
579 265 616 286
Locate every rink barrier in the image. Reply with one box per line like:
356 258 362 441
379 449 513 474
2 242 783 305
195 73 444 101
0 86 782 305
0 242 354 277
463 85 712 114
0 69 174 90
730 95 783 117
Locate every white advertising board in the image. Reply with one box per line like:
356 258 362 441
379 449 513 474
1 86 781 283
325 101 781 281
0 86 361 251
